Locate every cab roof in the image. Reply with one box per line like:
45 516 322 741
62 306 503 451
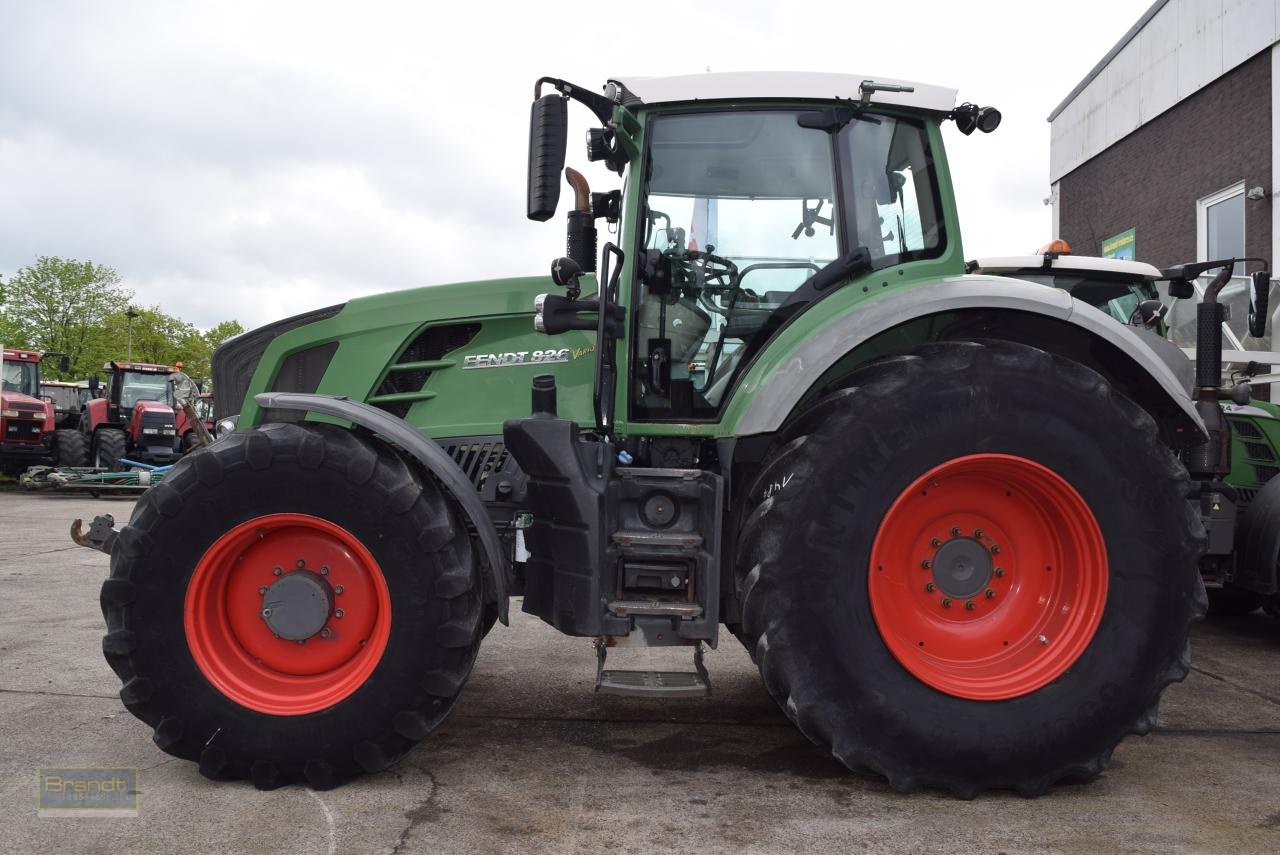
107 361 175 373
969 255 1163 280
609 72 957 113
3 348 40 361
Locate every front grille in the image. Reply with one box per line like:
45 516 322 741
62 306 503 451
442 439 510 492
1244 441 1276 462
3 418 43 443
1253 464 1279 483
1230 417 1264 439
140 411 175 431
211 304 344 420
372 323 481 418
11 402 40 413
262 342 341 423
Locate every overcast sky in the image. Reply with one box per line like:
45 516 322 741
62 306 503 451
0 0 1152 331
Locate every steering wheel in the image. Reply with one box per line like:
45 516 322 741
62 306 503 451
665 248 740 316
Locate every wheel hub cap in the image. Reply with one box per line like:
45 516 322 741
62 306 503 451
261 570 334 640
931 537 992 599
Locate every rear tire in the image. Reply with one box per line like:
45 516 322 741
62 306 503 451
735 341 1205 797
54 429 87 467
101 422 483 789
93 428 127 470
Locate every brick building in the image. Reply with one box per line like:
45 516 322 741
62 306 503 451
1049 0 1277 275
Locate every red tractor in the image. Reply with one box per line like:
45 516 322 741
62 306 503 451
81 361 182 470
1 347 55 474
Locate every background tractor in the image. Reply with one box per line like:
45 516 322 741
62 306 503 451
79 361 182 469
970 246 1280 618
94 72 1230 797
2 347 68 475
41 380 90 430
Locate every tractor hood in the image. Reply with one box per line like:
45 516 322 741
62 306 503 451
1 389 54 423
219 273 600 439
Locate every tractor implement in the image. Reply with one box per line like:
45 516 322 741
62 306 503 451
94 71 1212 797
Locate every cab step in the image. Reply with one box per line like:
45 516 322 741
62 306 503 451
594 642 711 698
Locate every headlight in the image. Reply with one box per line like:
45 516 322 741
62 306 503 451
216 415 239 436
1 409 19 418
31 412 46 420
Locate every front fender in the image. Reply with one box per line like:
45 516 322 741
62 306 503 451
253 391 509 624
730 275 1205 440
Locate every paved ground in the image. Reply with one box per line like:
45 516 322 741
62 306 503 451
1 490 1279 854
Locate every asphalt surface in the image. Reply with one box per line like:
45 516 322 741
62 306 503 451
1 489 1279 854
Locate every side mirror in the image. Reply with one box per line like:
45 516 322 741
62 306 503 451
1168 278 1195 299
1249 270 1270 337
59 355 70 373
88 374 100 394
527 94 568 222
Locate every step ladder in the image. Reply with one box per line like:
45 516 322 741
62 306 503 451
594 640 712 698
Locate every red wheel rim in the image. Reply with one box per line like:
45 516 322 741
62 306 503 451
868 453 1107 701
184 513 392 715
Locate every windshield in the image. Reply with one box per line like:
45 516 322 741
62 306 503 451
1010 272 1157 324
633 109 943 419
42 385 79 411
2 359 39 398
118 371 173 409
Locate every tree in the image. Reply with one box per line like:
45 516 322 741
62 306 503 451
2 257 132 377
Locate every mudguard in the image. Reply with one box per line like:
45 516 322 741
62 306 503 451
253 391 510 623
733 275 1205 438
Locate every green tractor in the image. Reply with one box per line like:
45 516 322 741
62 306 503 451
969 247 1280 619
96 72 1246 796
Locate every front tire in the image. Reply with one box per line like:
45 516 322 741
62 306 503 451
54 429 87 467
736 341 1205 797
93 428 127 470
101 422 483 789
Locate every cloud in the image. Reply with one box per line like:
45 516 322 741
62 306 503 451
0 0 1148 329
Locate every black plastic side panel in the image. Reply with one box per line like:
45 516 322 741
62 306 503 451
502 415 618 636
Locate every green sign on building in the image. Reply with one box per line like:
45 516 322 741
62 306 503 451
1101 228 1136 260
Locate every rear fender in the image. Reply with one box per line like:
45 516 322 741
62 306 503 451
254 391 509 623
732 275 1206 447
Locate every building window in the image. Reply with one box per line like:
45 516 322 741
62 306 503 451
1197 181 1245 270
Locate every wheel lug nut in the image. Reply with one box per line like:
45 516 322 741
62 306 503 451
925 582 936 593
334 585 344 595
320 627 332 639
296 559 306 569
296 639 306 645
990 544 1001 555
261 608 271 618
272 566 283 576
994 567 1005 577
941 598 953 609
950 527 961 537
920 559 931 569
258 586 267 595
334 609 345 619
964 600 975 611
973 529 984 538
985 588 996 599
320 565 330 576
930 538 942 548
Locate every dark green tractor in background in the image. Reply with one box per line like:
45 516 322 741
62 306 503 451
971 248 1280 619
92 72 1259 797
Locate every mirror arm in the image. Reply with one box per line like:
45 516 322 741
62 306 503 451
534 76 615 125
